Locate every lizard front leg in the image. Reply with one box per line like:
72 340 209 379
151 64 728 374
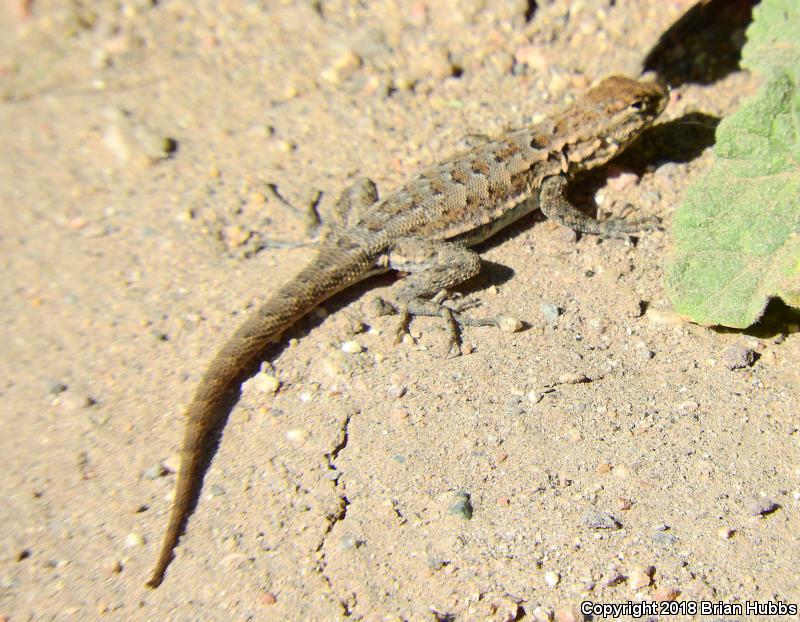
540 175 660 237
386 236 497 357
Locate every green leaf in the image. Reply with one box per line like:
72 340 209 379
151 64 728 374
665 0 800 327
740 0 800 76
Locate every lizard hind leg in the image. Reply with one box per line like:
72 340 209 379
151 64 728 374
259 178 379 248
332 177 379 228
386 236 498 357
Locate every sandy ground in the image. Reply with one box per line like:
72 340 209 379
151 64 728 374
1 1 799 620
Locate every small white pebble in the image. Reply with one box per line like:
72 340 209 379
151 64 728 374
275 139 295 153
544 570 560 586
718 526 735 539
527 390 542 404
594 189 606 206
252 373 280 394
341 340 364 353
124 532 145 548
497 314 523 333
532 606 554 622
286 429 310 444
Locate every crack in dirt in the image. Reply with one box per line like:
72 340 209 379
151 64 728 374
315 409 355 616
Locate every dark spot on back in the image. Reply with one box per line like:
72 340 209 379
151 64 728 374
493 139 521 162
471 157 491 176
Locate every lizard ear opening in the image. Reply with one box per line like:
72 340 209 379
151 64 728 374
628 99 646 112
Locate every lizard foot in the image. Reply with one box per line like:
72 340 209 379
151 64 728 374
391 297 499 357
265 183 326 240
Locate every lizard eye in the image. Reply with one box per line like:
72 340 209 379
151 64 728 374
628 99 646 112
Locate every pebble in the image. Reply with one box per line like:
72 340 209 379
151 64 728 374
558 372 590 385
286 428 310 444
581 509 621 530
527 390 543 404
259 591 277 605
339 535 358 550
621 296 646 319
543 570 560 586
540 301 562 324
387 384 407 398
745 494 779 516
532 606 554 622
554 608 582 622
497 314 523 333
596 462 612 474
447 492 473 519
46 380 68 395
628 565 654 589
341 340 364 353
653 586 680 602
60 392 98 412
676 400 699 413
142 462 169 480
275 139 295 153
645 308 684 326
722 344 756 369
717 526 735 539
102 106 176 165
124 532 145 548
651 531 678 546
223 224 251 248
418 47 457 81
320 49 363 84
601 569 625 587
321 351 350 378
389 409 409 424
252 372 280 394
506 395 525 416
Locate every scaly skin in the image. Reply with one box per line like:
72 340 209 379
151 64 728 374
147 76 667 587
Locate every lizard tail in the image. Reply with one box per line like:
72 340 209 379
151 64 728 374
147 247 374 588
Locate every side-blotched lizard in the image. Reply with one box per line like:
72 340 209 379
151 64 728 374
147 76 667 587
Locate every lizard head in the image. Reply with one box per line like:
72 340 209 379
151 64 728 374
555 76 668 172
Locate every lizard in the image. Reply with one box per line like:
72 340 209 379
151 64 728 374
146 75 668 587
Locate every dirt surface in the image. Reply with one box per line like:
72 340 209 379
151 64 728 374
2 1 799 621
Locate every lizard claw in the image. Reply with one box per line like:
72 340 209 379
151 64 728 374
393 309 412 345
